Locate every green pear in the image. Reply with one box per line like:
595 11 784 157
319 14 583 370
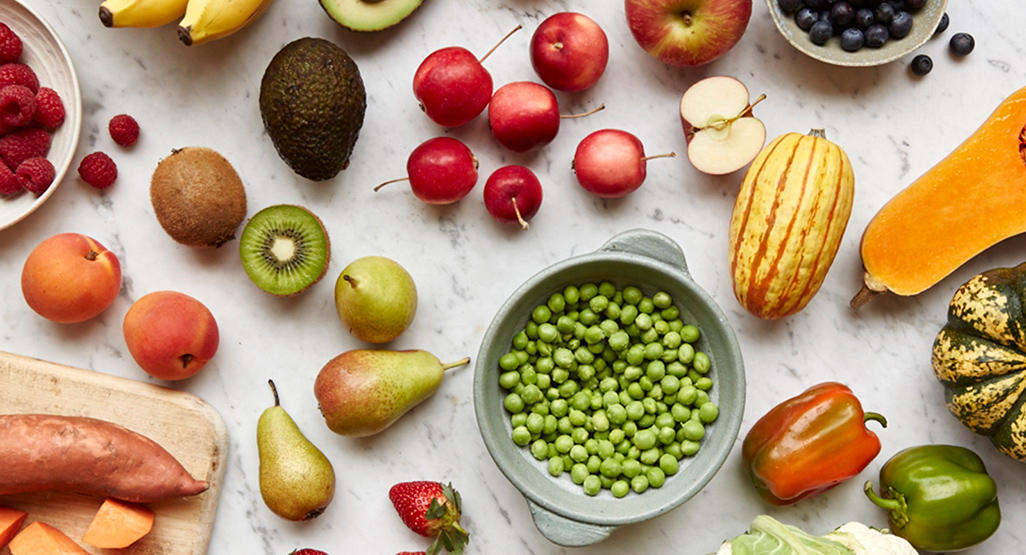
334 255 417 344
258 379 336 521
313 349 469 436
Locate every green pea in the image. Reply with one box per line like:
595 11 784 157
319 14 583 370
654 412 675 429
677 385 697 406
498 371 520 390
583 326 605 346
606 330 629 352
522 384 543 405
583 474 602 496
499 352 520 371
608 427 625 445
671 403 691 422
520 366 537 386
590 391 604 410
693 351 711 374
564 285 581 305
612 360 627 373
569 408 587 427
607 404 627 425
526 412 544 434
695 376 713 391
531 439 548 460
622 286 642 305
682 419 705 441
699 402 719 423
548 456 565 476
638 414 656 428
571 463 589 484
680 324 700 343
600 457 622 478
646 360 666 381
531 305 551 324
587 455 602 473
666 361 687 378
681 439 701 456
599 318 619 336
576 361 595 379
548 293 566 314
555 434 574 453
640 447 660 465
651 291 671 309
623 365 643 381
642 397 657 414
556 316 575 335
592 411 610 432
662 331 682 349
572 324 587 341
553 348 575 368
660 374 681 395
570 444 589 462
599 377 618 393
659 453 680 475
635 313 653 331
611 480 630 498
543 414 558 434
535 373 551 390
597 439 615 459
627 382 644 400
579 309 599 326
658 426 676 445
587 295 608 315
512 426 531 446
584 438 599 455
625 323 641 338
660 306 680 320
677 343 695 364
638 376 654 392
638 297 655 314
695 389 710 407
633 429 657 450
619 304 639 325
631 474 649 493
626 401 645 421
513 330 529 350
504 393 525 413
557 416 572 434
605 303 621 320
653 319 669 336
537 323 558 344
664 442 682 459
647 466 666 488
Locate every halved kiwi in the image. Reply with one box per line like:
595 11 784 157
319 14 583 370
239 205 330 296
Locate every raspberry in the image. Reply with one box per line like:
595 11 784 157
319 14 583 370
0 127 50 170
33 87 64 129
0 84 35 127
0 63 38 92
0 23 22 64
0 160 19 195
78 151 117 189
16 156 54 196
108 114 139 147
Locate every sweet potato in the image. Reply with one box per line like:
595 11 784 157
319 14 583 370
9 521 89 554
0 507 27 548
82 498 155 548
0 414 208 502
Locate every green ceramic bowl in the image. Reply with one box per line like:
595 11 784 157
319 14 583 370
766 0 948 67
473 229 745 546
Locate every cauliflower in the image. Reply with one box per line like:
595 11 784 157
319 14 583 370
713 515 918 555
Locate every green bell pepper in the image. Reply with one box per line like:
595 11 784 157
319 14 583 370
864 444 1000 552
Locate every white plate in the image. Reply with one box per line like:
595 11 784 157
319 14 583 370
0 0 81 230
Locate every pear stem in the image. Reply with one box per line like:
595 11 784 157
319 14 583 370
343 275 358 288
512 198 529 230
374 177 409 192
560 103 605 119
642 152 676 162
441 357 471 371
479 24 522 64
267 379 280 407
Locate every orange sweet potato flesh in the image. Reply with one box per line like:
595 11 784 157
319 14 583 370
0 507 27 548
855 86 1026 304
82 498 155 549
9 521 89 554
0 414 208 503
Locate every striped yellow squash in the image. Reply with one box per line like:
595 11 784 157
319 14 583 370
729 129 854 319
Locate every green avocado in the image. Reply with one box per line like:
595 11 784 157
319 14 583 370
259 37 366 181
320 0 423 32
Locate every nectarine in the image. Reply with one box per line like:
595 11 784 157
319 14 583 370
123 291 219 381
21 233 122 324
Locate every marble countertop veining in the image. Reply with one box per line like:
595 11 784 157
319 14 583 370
3 0 1025 553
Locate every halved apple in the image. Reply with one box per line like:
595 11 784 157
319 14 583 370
681 76 766 175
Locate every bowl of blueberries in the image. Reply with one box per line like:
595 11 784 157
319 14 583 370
473 229 745 546
767 0 949 67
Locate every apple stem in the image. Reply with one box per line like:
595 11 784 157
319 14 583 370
267 379 280 407
374 177 409 192
741 93 768 118
642 152 676 162
561 103 605 119
479 24 522 64
441 357 471 371
512 198 529 230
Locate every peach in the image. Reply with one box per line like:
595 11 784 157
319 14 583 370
21 233 122 324
123 291 219 381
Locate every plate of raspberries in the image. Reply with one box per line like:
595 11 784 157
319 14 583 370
0 0 81 230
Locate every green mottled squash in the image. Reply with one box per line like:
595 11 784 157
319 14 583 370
932 262 1026 461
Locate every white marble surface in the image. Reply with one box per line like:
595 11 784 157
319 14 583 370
2 0 1024 553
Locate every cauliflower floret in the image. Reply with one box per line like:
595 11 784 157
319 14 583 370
826 522 918 555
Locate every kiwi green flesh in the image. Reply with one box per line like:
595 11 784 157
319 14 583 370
240 205 330 296
319 0 423 31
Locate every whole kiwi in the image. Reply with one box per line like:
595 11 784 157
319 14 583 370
151 147 247 248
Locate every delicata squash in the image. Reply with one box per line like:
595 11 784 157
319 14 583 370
853 86 1026 307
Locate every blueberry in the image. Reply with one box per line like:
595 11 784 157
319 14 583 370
934 12 950 36
840 27 865 51
805 0 827 9
778 0 802 14
795 7 818 30
874 3 895 24
910 54 933 75
905 0 926 10
865 23 890 47
889 11 913 38
949 32 975 56
809 20 834 45
829 2 855 26
854 8 875 29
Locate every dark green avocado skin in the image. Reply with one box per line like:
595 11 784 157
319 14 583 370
259 37 367 181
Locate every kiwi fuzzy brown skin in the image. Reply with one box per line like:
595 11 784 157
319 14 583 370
150 147 247 248
239 204 331 297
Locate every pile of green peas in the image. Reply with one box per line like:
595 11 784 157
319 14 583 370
498 281 719 497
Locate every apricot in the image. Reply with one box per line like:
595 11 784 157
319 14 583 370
123 291 219 381
21 233 122 324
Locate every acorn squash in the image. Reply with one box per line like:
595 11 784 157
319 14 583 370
931 262 1026 461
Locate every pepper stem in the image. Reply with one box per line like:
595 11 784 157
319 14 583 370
863 411 887 428
864 481 910 528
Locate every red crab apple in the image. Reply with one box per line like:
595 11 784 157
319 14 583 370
375 137 478 204
123 291 219 381
413 25 521 128
483 165 543 229
681 75 766 175
573 129 676 198
21 232 122 324
488 81 604 152
530 12 609 92
625 0 753 67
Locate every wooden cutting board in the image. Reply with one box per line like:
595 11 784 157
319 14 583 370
0 351 229 554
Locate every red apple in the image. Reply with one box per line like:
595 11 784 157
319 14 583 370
573 129 675 198
375 137 478 204
21 233 121 324
123 291 219 381
530 12 609 92
625 0 753 67
488 81 561 153
484 165 543 229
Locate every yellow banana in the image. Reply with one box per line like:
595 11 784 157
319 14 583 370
98 0 189 28
178 0 274 46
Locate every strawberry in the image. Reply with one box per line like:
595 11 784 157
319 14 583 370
389 481 469 555
289 550 327 555
396 552 427 555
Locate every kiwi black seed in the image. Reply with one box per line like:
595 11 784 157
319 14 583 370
239 204 330 296
150 147 247 247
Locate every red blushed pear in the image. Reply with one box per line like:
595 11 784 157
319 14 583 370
530 12 609 92
488 81 605 152
625 0 753 67
573 129 676 198
374 137 478 205
413 25 522 128
21 233 122 324
123 291 219 381
483 165 543 230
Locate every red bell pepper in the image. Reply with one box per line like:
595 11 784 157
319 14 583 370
742 381 886 505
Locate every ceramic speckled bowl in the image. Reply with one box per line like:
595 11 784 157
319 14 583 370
766 0 948 67
473 229 745 546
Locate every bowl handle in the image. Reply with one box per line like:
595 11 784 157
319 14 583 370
527 500 614 546
598 228 689 275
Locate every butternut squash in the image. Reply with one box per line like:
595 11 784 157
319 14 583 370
852 86 1026 307
730 129 854 319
